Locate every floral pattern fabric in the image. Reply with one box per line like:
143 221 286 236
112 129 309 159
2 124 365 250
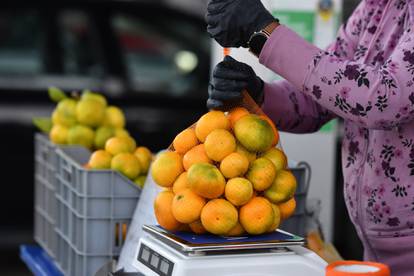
259 0 414 273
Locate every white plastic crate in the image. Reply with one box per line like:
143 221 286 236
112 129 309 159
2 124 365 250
54 146 141 276
34 133 58 259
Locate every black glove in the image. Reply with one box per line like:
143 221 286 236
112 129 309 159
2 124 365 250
207 56 264 110
206 0 275 48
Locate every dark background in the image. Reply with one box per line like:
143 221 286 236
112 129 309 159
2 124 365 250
0 0 362 274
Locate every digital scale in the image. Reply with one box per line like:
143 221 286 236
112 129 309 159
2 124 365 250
127 225 327 276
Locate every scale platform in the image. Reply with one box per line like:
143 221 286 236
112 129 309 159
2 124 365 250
143 225 305 254
129 225 326 276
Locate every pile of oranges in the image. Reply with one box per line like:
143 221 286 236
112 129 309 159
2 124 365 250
86 136 152 188
151 108 297 236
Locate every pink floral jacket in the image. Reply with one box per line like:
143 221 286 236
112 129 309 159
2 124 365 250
260 0 414 274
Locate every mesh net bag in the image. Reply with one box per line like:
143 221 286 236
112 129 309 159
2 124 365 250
150 88 296 236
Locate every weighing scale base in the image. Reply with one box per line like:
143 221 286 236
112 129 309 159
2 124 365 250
129 225 327 276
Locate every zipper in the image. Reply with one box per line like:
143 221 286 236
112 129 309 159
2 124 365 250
355 130 378 261
354 0 393 261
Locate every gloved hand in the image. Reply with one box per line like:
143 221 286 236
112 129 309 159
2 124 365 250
207 56 264 110
206 0 275 48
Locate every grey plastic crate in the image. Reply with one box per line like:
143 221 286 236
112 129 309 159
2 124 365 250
34 133 58 259
54 146 141 276
279 162 311 237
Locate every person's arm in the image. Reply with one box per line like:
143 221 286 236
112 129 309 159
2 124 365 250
261 80 334 133
261 1 367 133
260 3 414 130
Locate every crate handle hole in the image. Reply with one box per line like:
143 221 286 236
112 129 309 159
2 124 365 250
114 222 128 248
115 222 120 247
122 223 127 244
41 150 48 161
63 169 71 183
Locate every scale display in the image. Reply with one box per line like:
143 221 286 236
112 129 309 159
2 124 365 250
137 243 174 276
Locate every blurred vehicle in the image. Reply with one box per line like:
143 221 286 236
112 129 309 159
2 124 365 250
0 0 210 265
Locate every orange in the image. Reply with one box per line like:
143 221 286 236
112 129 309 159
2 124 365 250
114 128 130 138
234 114 275 152
54 98 77 127
239 197 274 235
278 197 296 220
89 150 112 169
67 125 95 149
154 191 181 231
80 91 107 106
124 136 137 152
178 224 192 232
246 157 276 191
226 221 245 236
172 189 206 224
187 163 226 199
259 115 279 146
94 126 115 149
195 110 230 142
151 151 184 187
105 136 136 155
220 152 249 178
103 106 125 129
111 153 141 179
225 178 253 206
75 98 105 127
201 199 238 235
134 175 146 188
227 107 249 128
49 124 69 145
260 148 287 173
264 170 297 204
134 146 152 173
172 172 190 194
268 204 281 232
182 144 212 171
189 220 207 234
52 109 76 128
173 128 199 154
235 143 256 163
204 129 236 162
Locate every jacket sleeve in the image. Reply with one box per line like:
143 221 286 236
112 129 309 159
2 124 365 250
261 1 367 133
262 80 335 133
260 1 414 130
